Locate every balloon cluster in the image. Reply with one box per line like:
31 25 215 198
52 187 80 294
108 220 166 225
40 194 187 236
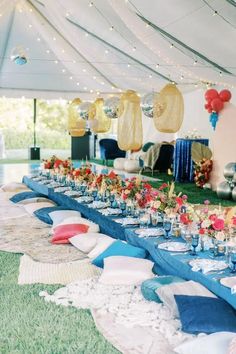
204 89 232 130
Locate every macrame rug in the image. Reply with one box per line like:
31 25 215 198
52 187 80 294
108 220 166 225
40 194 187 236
40 277 194 354
0 192 87 263
18 254 101 285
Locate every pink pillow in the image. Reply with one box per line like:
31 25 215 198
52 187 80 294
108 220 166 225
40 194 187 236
51 224 89 244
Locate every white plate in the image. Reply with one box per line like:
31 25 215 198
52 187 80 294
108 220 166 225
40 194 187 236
75 196 93 204
158 242 190 252
115 217 140 226
100 208 122 216
89 201 108 209
220 276 236 288
54 187 71 193
135 228 164 237
64 190 82 197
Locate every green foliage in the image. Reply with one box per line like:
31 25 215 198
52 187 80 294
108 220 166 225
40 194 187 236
0 98 70 149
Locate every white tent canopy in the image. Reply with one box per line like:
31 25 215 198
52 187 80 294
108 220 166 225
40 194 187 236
0 0 235 99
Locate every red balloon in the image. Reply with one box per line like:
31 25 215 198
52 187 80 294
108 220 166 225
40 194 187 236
207 108 212 113
205 103 210 110
205 89 218 102
219 89 232 102
211 98 224 113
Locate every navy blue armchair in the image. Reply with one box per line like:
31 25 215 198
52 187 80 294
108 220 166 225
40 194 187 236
99 138 126 161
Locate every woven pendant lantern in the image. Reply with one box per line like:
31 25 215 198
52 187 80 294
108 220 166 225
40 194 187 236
68 98 86 136
88 98 111 133
118 90 143 151
153 84 184 133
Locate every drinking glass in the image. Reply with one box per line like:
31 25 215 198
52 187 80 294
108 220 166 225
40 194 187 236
190 234 199 256
120 201 126 216
163 217 172 239
151 213 158 226
230 250 236 273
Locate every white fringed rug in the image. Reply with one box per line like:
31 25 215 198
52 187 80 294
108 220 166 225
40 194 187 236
40 277 194 353
18 254 101 285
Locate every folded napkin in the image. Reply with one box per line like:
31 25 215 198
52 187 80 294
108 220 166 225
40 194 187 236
189 259 228 274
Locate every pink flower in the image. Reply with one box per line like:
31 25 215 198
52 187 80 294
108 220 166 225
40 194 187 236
204 200 210 205
212 218 225 231
232 216 236 226
199 228 205 235
209 214 217 221
182 195 188 201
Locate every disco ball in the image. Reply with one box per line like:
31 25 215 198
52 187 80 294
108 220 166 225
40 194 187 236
223 162 236 182
141 92 155 118
216 181 232 200
11 46 28 66
103 96 120 119
77 102 91 120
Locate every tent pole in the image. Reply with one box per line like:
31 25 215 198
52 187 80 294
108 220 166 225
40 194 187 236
33 98 37 147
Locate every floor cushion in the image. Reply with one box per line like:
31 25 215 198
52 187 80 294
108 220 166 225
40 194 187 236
10 191 45 203
24 201 57 216
92 240 147 268
49 210 82 227
34 206 70 224
69 233 108 254
51 224 89 244
141 276 185 303
18 197 50 205
88 236 116 259
57 217 100 233
99 256 154 285
0 182 29 192
174 331 236 354
156 280 216 318
175 295 236 334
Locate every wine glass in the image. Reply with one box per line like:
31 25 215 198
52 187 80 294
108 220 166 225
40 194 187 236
163 217 172 239
230 250 236 273
151 212 158 226
120 201 126 216
190 234 199 256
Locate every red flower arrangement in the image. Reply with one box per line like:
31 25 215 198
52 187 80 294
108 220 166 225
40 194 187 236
194 158 213 188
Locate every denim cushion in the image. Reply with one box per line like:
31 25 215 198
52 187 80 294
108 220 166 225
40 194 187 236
34 206 71 224
92 240 147 268
141 276 185 303
175 295 236 334
10 191 44 203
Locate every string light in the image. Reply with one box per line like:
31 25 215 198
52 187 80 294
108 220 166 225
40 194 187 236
72 60 76 63
62 69 66 73
170 43 174 49
61 49 65 53
132 46 136 51
28 24 32 28
76 82 80 86
82 68 87 72
127 64 130 68
93 76 97 79
53 37 56 41
46 50 50 54
37 37 41 42
69 76 73 80
89 2 94 7
219 71 222 77
54 60 58 64
213 10 218 16
83 86 87 90
105 50 109 54
155 64 159 68
194 60 198 65
109 26 114 31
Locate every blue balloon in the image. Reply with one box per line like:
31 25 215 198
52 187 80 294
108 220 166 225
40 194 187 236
209 112 218 130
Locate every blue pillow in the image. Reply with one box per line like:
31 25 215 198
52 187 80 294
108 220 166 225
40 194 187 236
92 240 147 268
10 191 44 203
141 276 185 303
175 295 236 334
34 206 71 224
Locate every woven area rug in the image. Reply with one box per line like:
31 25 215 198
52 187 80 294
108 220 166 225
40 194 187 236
0 192 87 263
18 254 101 285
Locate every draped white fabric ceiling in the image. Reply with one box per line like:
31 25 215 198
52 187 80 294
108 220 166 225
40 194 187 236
0 0 235 98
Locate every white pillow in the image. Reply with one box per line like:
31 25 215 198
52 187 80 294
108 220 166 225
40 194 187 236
156 280 216 318
49 210 81 227
18 197 50 205
56 216 99 233
69 233 108 253
174 332 236 354
0 182 30 192
87 236 115 259
99 256 154 285
24 201 56 215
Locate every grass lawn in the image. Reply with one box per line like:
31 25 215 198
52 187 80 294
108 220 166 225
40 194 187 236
0 251 119 354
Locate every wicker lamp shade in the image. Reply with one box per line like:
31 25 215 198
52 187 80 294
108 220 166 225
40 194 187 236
88 98 111 133
68 98 86 136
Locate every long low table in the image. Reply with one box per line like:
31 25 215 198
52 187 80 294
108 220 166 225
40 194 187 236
23 176 236 309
